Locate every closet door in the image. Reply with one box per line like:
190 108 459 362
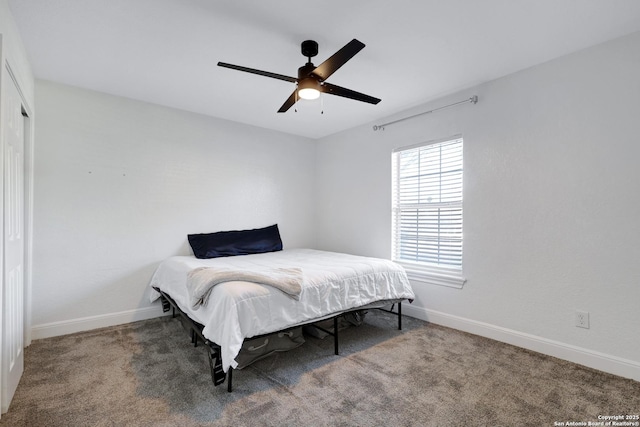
1 72 25 413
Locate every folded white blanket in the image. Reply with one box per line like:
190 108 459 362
187 266 303 309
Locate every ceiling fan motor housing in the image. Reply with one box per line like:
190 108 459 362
298 63 317 79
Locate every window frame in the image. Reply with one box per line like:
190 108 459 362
391 135 466 289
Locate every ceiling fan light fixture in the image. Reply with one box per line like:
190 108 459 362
297 78 321 100
298 88 320 100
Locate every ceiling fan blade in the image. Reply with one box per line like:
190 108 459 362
310 39 365 81
277 90 298 113
321 82 381 105
218 62 297 83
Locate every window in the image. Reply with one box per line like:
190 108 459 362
391 136 466 288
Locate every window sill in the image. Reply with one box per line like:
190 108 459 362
396 261 466 289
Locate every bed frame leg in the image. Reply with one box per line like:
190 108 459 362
160 296 171 313
207 345 227 388
334 316 339 355
227 368 233 392
398 302 402 330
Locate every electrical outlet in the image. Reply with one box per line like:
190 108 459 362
575 311 590 329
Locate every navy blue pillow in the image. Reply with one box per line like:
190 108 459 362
188 224 283 259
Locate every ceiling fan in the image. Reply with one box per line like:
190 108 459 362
218 39 381 113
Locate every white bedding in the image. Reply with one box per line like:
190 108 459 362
149 248 414 372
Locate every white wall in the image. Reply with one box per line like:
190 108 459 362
0 0 34 102
32 80 316 335
316 31 640 378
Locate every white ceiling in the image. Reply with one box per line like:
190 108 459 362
8 0 640 139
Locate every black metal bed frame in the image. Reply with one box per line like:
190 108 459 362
155 288 403 392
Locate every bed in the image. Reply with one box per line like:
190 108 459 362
149 225 415 390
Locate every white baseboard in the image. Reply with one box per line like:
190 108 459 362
31 306 169 340
402 305 640 382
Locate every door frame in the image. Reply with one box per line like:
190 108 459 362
0 61 34 414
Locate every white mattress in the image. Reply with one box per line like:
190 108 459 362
149 248 414 371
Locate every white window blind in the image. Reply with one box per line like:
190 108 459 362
392 136 463 273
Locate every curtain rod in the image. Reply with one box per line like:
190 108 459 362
372 95 478 131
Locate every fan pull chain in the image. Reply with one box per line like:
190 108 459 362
294 87 298 113
321 92 324 114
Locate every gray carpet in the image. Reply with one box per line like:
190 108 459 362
1 311 638 426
